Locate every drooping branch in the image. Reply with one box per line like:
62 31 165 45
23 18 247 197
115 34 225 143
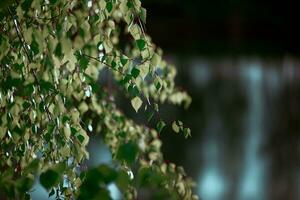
7 7 53 121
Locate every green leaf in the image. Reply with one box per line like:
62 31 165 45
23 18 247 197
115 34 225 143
183 128 191 138
140 8 147 23
12 63 23 71
21 0 33 12
151 53 161 67
49 0 58 5
31 40 39 56
77 134 85 144
120 58 127 66
106 1 113 12
45 123 55 142
70 127 77 136
17 176 34 193
4 76 22 90
137 167 164 187
79 56 89 71
155 80 161 91
178 120 183 126
131 96 142 112
172 121 180 133
96 165 118 184
111 60 117 69
126 1 133 8
118 131 126 138
40 80 55 93
39 101 45 112
22 84 34 97
22 101 31 110
147 110 154 122
40 169 60 190
120 74 132 85
78 185 110 200
84 165 117 185
49 189 55 197
136 39 146 51
156 120 166 133
131 67 140 78
116 170 130 190
78 165 117 200
116 143 138 164
54 42 62 58
62 115 70 123
128 84 139 96
0 0 14 12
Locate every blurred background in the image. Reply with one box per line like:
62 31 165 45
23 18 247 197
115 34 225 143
139 0 300 200
31 0 300 199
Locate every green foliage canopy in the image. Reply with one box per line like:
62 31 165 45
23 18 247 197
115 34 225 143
0 0 196 199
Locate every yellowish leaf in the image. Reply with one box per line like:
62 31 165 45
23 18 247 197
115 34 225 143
131 96 142 112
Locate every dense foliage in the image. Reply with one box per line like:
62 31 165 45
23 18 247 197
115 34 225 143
0 0 197 199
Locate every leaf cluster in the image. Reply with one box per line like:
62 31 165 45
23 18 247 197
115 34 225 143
0 0 196 199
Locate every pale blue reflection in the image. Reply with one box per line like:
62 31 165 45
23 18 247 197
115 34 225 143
189 59 211 86
88 137 121 200
198 167 228 200
87 137 112 166
30 138 121 200
238 63 266 200
197 117 228 200
108 183 122 200
195 60 274 200
30 179 55 200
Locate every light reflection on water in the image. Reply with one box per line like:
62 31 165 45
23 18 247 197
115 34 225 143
197 114 229 200
198 167 228 200
30 138 121 200
238 63 266 200
190 58 282 200
87 138 121 200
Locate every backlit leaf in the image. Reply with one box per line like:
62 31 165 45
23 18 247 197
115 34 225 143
131 96 142 112
172 121 180 133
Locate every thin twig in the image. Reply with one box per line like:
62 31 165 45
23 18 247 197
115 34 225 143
82 53 127 76
8 7 53 121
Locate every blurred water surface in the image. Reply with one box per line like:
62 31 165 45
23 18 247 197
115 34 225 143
159 56 300 200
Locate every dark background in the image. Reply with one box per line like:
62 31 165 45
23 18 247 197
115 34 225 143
143 0 300 55
133 1 300 200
